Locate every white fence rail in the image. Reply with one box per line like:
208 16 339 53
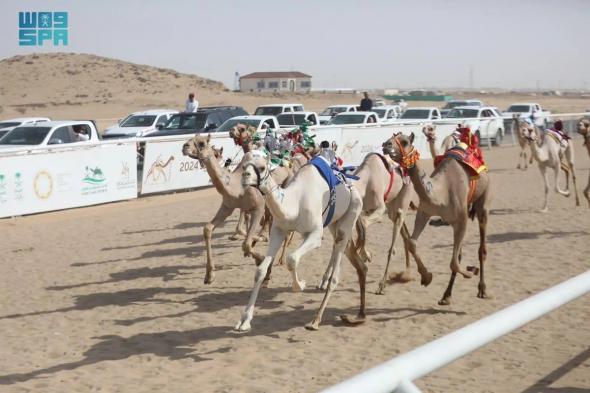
322 270 590 393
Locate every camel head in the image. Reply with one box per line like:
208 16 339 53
382 132 418 168
577 118 590 137
182 133 214 160
229 123 257 148
422 124 436 142
241 150 271 190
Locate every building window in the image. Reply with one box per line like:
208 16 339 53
268 81 279 88
300 81 311 88
256 80 265 89
281 81 287 88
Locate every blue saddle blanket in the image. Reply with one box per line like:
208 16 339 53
310 156 342 227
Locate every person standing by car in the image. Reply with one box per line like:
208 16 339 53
185 93 199 113
360 92 373 111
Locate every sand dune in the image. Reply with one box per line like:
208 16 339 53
0 141 589 392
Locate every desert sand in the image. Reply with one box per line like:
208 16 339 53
0 139 589 392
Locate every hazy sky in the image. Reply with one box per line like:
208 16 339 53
1 0 588 90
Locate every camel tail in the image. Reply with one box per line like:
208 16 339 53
468 205 477 221
353 218 368 261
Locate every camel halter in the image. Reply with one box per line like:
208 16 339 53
244 162 271 192
394 137 420 169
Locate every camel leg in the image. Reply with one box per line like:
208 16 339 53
400 223 432 286
517 150 523 170
203 205 234 284
235 225 286 332
242 205 269 284
564 146 580 206
286 229 323 292
539 166 550 212
477 207 490 299
403 210 434 286
229 211 247 240
339 242 368 326
439 220 471 305
553 165 570 197
376 208 405 294
277 231 294 266
584 171 590 208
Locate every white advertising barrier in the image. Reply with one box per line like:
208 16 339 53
0 143 137 218
140 134 244 195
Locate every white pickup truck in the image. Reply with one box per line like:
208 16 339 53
502 103 551 128
0 120 100 150
318 105 358 125
215 115 281 133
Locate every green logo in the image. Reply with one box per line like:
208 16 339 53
83 166 105 184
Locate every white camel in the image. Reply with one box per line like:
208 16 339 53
235 151 365 331
522 125 580 211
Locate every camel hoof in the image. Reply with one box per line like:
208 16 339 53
292 280 306 292
438 297 452 306
477 292 493 299
421 272 433 287
466 266 480 276
317 281 328 291
261 277 270 288
228 235 242 241
255 235 268 243
388 271 414 284
375 283 386 295
204 271 216 284
234 320 251 332
340 314 366 326
304 321 319 331
539 208 549 213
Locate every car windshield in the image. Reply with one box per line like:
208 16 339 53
443 101 467 110
447 108 479 118
320 107 347 116
163 114 207 130
329 114 365 125
0 122 21 128
373 109 386 118
506 105 531 113
217 119 261 132
0 126 51 145
400 109 430 119
277 114 306 125
120 115 156 127
254 107 282 116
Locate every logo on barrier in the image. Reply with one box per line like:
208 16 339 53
34 171 53 200
145 155 175 184
116 161 135 191
82 166 107 195
18 11 68 46
0 174 6 204
14 172 24 201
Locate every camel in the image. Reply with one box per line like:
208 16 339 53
235 151 365 331
512 115 536 170
423 125 459 158
319 151 432 295
522 124 580 211
577 118 590 207
383 132 492 305
182 134 290 284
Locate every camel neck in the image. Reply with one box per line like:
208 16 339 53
260 169 299 222
528 138 548 163
407 160 439 205
202 155 232 197
427 138 437 159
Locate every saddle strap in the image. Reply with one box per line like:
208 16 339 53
467 179 478 205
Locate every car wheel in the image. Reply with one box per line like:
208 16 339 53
493 129 503 146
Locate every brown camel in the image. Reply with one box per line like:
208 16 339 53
577 118 590 207
383 132 492 305
337 152 432 295
523 121 580 211
182 133 289 284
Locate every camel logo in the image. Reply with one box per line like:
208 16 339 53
83 166 105 184
339 140 358 162
34 170 53 200
145 155 175 183
116 161 135 191
121 162 130 179
14 172 24 201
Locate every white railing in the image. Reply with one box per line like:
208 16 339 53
322 270 590 393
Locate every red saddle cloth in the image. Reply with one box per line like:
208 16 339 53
434 143 487 177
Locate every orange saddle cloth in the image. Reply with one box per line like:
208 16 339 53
434 143 487 178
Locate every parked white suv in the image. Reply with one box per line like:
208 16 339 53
253 103 305 116
277 112 319 127
399 107 442 121
372 105 401 123
446 106 505 145
102 109 178 139
328 111 380 125
0 117 51 140
0 120 100 149
318 105 357 125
